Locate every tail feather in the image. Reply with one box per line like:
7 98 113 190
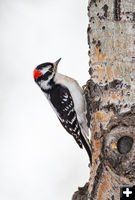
80 132 92 164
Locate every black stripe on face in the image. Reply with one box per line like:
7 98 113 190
42 71 53 80
36 71 52 82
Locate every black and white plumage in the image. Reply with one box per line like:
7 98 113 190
33 58 92 163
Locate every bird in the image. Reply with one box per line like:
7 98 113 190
33 58 92 164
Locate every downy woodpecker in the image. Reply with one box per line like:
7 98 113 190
33 58 92 164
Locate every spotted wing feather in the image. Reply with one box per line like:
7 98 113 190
49 84 83 148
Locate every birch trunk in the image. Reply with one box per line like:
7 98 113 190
73 0 135 199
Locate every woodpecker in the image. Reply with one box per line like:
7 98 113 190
33 58 92 164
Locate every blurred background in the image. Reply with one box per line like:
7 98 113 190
0 0 90 199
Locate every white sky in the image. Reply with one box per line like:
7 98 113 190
0 0 90 199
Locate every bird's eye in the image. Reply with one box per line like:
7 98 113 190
48 67 53 72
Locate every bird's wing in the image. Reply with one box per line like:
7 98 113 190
50 84 83 148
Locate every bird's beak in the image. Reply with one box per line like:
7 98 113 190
53 58 61 71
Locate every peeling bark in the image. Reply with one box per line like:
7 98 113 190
73 0 135 199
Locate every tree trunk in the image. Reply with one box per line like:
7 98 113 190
73 0 135 199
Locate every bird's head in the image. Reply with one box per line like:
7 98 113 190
33 58 61 89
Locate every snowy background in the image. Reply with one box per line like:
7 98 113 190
0 0 90 199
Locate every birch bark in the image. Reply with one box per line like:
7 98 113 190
73 0 135 199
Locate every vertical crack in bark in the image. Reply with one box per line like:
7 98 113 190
114 0 121 21
89 163 104 200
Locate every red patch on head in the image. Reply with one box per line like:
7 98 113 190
33 69 42 79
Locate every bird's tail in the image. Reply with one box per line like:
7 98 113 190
80 132 92 165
